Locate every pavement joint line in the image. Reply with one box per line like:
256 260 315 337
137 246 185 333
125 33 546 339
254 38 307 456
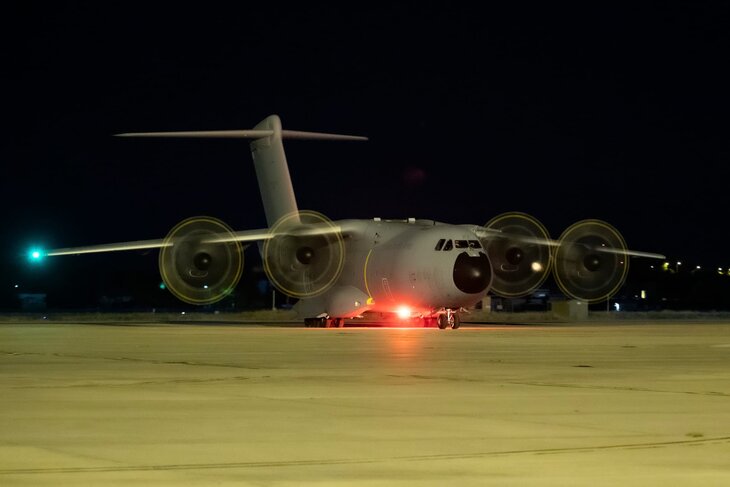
0 350 263 370
2 436 729 475
510 381 730 397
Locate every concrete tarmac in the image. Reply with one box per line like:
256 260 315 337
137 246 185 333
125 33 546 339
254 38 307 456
1 321 729 486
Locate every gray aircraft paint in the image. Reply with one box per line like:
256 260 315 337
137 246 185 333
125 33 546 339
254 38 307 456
250 115 301 227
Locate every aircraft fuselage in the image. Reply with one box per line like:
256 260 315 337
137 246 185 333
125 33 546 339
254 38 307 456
294 218 492 319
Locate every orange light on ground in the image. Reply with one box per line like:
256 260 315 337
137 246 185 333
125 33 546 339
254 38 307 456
396 306 411 320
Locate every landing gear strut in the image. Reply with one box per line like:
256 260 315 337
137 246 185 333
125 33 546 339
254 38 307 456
437 310 460 330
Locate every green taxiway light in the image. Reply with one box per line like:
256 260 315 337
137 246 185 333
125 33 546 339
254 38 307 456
28 249 45 263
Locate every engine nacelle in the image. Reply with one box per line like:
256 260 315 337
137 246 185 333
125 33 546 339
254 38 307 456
263 210 345 298
481 212 553 297
553 219 629 303
158 216 243 305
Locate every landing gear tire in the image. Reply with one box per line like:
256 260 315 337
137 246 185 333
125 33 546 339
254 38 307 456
437 312 460 330
451 313 461 330
304 317 329 328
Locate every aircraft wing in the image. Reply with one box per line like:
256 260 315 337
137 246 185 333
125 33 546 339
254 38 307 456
44 224 345 257
47 238 172 256
472 225 666 259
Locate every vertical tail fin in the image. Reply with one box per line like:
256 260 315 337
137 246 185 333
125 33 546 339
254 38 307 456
115 115 367 227
249 115 300 226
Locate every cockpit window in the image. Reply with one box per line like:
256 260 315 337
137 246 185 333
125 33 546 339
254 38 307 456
437 239 481 250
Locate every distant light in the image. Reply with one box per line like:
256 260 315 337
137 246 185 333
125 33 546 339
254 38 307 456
14 284 19 288
396 306 411 319
650 265 654 269
614 302 620 311
28 248 45 262
203 285 209 289
159 283 166 290
677 261 682 266
641 290 646 299
181 311 186 315
696 265 701 270
531 261 543 272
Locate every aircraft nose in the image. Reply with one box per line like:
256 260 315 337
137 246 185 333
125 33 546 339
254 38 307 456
453 251 492 294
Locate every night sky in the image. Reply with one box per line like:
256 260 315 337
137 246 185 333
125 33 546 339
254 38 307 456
3 4 730 306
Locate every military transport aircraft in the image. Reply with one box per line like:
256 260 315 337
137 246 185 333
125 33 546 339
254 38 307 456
40 115 664 328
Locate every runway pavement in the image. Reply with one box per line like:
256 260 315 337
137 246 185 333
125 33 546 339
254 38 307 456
1 321 729 486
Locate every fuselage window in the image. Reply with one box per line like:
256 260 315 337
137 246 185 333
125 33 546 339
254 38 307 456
435 239 445 251
443 239 453 251
468 240 482 249
455 240 469 249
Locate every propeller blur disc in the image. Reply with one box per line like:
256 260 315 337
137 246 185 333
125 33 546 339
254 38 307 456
483 212 553 297
263 210 345 298
159 216 243 305
553 219 629 303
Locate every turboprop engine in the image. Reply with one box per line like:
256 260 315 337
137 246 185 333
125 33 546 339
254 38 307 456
263 210 345 298
158 216 243 304
480 212 631 303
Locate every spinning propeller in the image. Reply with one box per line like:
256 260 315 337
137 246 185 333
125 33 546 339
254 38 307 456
263 210 345 298
552 219 629 303
481 212 553 298
159 217 243 305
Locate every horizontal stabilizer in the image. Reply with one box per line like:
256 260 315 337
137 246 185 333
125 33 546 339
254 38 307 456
115 130 274 139
281 130 367 141
115 129 367 141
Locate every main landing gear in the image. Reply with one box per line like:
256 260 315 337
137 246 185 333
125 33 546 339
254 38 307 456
423 310 460 329
304 317 344 328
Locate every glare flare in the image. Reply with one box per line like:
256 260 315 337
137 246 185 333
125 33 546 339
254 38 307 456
396 306 411 320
